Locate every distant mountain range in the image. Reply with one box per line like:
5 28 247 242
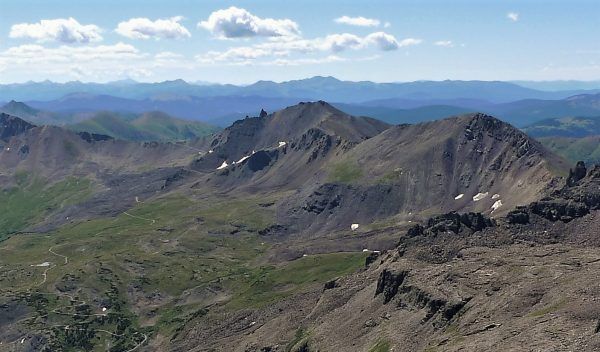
3 77 600 128
2 76 600 103
4 90 600 128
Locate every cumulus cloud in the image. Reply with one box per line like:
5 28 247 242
334 16 380 27
116 17 191 40
9 17 103 43
198 6 299 39
197 31 417 64
507 12 519 22
365 32 400 51
434 40 454 47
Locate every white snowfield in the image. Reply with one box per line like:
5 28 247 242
491 199 503 212
454 194 464 200
351 223 359 230
473 192 489 201
216 161 228 170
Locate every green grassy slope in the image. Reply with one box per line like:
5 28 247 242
69 111 219 141
537 136 600 165
0 172 93 241
523 116 600 138
0 189 366 350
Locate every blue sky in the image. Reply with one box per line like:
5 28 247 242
0 0 599 84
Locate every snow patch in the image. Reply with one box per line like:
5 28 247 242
235 155 250 164
31 262 51 267
234 151 255 164
216 161 228 170
351 223 359 231
454 194 464 200
473 192 489 201
102 307 107 312
208 149 214 153
491 200 503 212
362 249 369 252
278 141 287 148
492 193 500 200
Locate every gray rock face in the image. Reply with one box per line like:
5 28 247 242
77 131 113 143
0 113 35 141
375 269 407 304
567 161 587 186
406 212 495 238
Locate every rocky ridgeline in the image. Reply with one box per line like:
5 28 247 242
508 161 600 224
406 212 495 238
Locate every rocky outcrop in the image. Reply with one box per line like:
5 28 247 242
505 162 600 224
406 212 495 238
77 131 113 143
567 161 587 186
375 269 407 304
506 206 530 224
529 199 589 222
0 113 35 140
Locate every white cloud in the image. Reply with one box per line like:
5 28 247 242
0 42 161 81
507 12 519 22
155 51 184 60
196 31 416 65
268 55 346 66
9 17 103 43
116 17 191 40
334 16 380 27
434 40 454 47
198 47 273 63
198 6 300 39
1 42 141 62
398 38 423 47
366 32 400 51
324 33 364 52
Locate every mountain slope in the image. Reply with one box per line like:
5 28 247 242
69 110 219 141
173 163 600 352
273 113 568 239
0 100 67 125
537 136 600 165
0 102 577 352
0 112 35 141
523 116 600 138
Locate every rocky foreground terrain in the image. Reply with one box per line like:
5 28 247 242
0 102 596 351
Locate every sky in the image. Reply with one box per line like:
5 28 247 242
1 0 599 84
